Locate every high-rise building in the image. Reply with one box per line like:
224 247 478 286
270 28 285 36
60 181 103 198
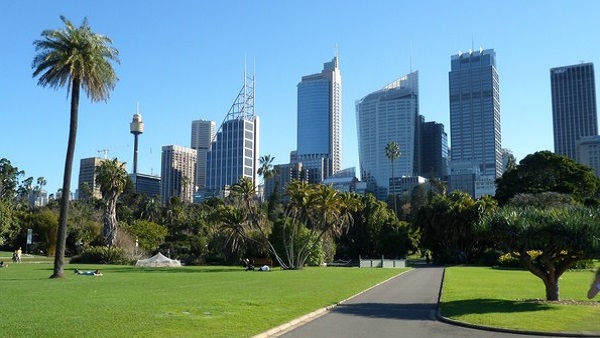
578 135 600 177
191 119 216 190
296 55 342 179
356 71 419 200
420 119 449 180
161 145 197 204
551 62 598 162
206 72 259 195
78 157 107 200
448 48 502 198
129 173 161 198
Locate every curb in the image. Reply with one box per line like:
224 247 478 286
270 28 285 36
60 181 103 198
251 269 413 338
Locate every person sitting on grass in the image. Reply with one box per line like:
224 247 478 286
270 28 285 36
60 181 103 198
587 268 600 299
0 261 7 268
75 269 103 276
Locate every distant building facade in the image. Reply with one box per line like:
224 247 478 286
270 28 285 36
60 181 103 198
296 55 342 179
206 73 259 195
551 62 597 162
129 173 161 198
578 135 600 177
161 145 196 204
420 118 449 179
78 157 108 200
191 119 216 191
448 48 502 198
356 71 420 200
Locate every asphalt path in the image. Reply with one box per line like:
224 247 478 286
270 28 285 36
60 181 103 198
266 266 580 338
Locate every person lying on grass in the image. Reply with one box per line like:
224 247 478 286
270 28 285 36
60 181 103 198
587 268 600 299
74 269 103 276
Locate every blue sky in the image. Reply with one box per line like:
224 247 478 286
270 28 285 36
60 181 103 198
2 1 599 195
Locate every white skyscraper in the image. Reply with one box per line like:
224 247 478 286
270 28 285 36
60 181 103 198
356 71 419 199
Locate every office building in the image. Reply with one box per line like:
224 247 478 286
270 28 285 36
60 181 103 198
578 135 600 177
78 157 108 200
191 119 216 190
420 118 449 179
551 62 597 162
129 173 161 198
206 72 259 195
448 48 502 198
161 145 196 204
356 71 419 200
296 55 342 179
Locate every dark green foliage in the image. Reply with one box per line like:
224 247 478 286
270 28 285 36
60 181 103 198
415 192 497 264
70 246 132 265
495 151 600 205
479 206 600 300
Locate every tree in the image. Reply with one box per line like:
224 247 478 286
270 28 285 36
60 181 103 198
415 191 497 264
495 151 600 205
33 16 119 277
96 159 128 247
385 141 401 215
479 206 600 301
258 155 277 182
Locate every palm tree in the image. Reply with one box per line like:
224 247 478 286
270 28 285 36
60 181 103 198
385 141 401 215
258 155 277 200
32 16 119 278
96 158 128 247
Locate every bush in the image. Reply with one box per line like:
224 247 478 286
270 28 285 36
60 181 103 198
496 251 593 270
70 246 133 265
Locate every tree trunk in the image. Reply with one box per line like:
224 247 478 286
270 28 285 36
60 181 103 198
51 79 80 279
544 277 560 301
103 196 118 247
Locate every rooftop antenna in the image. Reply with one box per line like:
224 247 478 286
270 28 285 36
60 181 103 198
409 40 413 73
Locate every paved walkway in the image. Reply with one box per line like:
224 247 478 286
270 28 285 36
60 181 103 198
259 266 584 338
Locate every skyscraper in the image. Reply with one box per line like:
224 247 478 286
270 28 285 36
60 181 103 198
551 62 597 162
161 145 196 204
206 72 259 194
78 157 107 200
420 119 448 180
296 55 342 179
356 71 419 200
448 48 502 198
191 119 216 190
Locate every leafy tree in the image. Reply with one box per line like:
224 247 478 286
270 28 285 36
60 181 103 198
123 219 167 252
479 206 600 300
258 154 277 183
32 16 119 278
96 159 128 247
0 199 18 246
495 151 600 205
507 192 576 209
415 191 497 264
385 141 400 215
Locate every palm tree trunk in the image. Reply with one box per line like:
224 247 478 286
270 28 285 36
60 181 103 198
51 79 80 278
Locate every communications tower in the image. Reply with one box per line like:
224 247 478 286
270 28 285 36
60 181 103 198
130 105 144 174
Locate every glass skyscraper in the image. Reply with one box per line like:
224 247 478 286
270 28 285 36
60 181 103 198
551 62 597 162
356 71 419 200
206 73 259 194
296 55 342 179
448 48 502 198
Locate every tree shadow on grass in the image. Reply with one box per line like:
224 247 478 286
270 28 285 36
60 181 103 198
442 298 554 318
97 266 246 274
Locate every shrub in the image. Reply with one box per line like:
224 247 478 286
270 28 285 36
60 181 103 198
496 251 593 270
70 246 133 265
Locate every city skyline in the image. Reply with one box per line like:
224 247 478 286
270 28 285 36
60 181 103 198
2 1 600 195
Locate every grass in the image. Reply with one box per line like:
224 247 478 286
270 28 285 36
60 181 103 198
0 262 404 338
441 266 600 334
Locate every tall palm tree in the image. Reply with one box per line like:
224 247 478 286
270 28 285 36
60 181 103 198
32 16 119 278
258 154 277 200
96 158 128 247
385 141 401 215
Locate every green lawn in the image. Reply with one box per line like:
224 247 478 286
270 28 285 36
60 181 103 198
441 266 600 334
0 262 404 338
